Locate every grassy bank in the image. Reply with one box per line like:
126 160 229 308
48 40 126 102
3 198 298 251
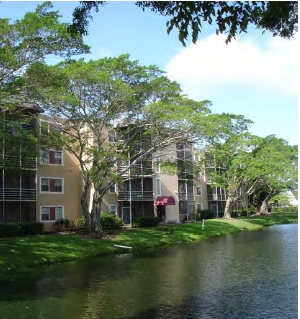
0 213 297 271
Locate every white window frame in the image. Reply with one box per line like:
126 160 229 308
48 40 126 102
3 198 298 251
40 205 64 222
156 178 161 196
40 177 64 194
39 120 61 135
196 186 202 196
109 205 117 215
40 150 63 166
109 184 116 194
154 156 161 173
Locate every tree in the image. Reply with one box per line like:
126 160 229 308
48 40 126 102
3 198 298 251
0 1 89 100
205 134 298 218
24 55 213 234
69 1 298 45
204 133 257 218
25 54 253 233
247 135 297 214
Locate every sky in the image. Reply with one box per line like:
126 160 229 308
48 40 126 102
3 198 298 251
0 1 298 145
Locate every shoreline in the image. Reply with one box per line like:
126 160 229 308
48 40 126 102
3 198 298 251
0 213 297 273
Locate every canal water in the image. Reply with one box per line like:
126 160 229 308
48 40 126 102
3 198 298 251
0 224 297 319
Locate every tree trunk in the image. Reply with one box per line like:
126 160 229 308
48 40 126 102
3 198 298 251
90 188 102 236
223 196 232 218
259 198 269 215
80 185 103 236
80 191 91 233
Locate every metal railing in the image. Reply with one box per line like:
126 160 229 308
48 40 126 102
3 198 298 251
0 155 36 169
178 193 195 201
207 194 226 201
118 191 153 201
0 188 37 200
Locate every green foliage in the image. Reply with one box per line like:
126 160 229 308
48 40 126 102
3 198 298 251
72 217 86 230
71 2 297 46
54 218 70 226
0 1 89 94
132 216 160 228
231 210 249 218
100 213 123 230
0 222 44 238
197 209 216 220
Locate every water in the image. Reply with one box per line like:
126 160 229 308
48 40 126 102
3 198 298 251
0 224 297 319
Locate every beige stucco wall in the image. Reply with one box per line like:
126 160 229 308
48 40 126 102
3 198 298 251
153 144 180 222
37 149 82 231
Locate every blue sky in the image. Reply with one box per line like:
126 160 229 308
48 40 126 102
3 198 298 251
1 1 298 145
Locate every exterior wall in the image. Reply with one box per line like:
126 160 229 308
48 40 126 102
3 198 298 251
153 145 180 223
37 149 82 231
194 177 209 211
155 173 179 222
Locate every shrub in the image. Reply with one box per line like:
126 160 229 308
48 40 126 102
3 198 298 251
132 216 160 228
0 222 44 238
54 218 70 231
100 213 123 230
231 209 248 218
54 218 70 227
73 216 86 230
197 209 216 220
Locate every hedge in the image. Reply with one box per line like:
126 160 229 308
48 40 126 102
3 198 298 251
132 216 160 228
0 222 44 238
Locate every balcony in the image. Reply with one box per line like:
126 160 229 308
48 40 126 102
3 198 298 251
118 191 154 201
0 188 37 200
0 155 37 169
207 194 226 201
178 193 195 201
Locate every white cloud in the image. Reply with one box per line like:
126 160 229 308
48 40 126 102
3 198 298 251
165 33 298 100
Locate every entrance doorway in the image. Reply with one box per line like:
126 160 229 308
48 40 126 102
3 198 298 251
122 207 131 225
210 203 218 218
157 205 166 223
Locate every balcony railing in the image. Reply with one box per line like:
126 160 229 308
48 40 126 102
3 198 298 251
118 191 154 201
178 193 195 201
0 155 37 169
0 188 37 200
207 194 226 201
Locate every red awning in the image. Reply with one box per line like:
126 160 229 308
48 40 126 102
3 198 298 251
155 196 176 206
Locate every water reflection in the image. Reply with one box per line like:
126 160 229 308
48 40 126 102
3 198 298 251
0 224 297 319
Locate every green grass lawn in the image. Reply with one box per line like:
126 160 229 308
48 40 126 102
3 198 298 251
0 212 297 272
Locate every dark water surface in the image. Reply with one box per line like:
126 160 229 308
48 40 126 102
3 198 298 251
0 224 297 319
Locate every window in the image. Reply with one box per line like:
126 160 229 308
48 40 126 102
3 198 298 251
156 178 161 195
197 203 203 211
40 150 63 165
109 184 116 194
109 205 117 215
154 156 160 173
40 206 63 221
40 178 63 193
194 155 200 162
196 171 202 180
196 186 202 196
40 120 61 135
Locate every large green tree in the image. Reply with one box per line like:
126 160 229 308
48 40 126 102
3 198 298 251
205 134 298 218
0 1 89 101
25 55 252 234
69 1 298 45
247 135 298 214
24 55 209 234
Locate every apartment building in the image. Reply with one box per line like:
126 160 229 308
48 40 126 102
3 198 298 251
1 99 227 228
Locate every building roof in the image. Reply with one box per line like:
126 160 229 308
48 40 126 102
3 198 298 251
0 95 44 113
